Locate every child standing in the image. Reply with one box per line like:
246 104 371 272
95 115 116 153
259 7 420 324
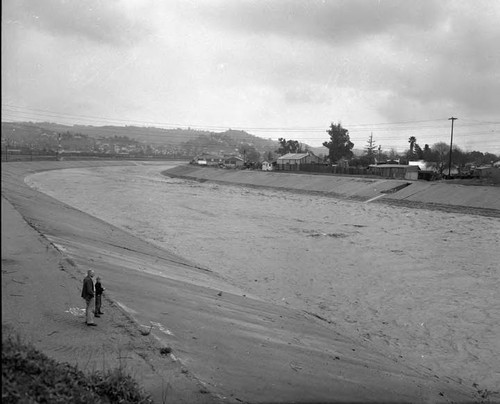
95 276 106 316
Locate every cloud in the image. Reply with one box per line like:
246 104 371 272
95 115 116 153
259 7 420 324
284 85 332 105
3 0 148 46
2 0 498 152
192 0 443 45
373 1 500 120
191 0 499 121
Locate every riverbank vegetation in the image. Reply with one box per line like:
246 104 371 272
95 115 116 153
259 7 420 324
2 331 152 404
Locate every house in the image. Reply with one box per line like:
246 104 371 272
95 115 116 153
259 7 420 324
376 158 400 165
404 165 419 180
194 157 207 165
194 154 223 166
408 160 437 171
474 166 500 183
262 161 274 171
369 164 419 180
442 165 460 177
276 152 321 170
224 156 244 168
408 160 439 180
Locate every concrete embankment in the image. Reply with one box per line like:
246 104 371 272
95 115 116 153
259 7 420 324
164 165 500 214
2 160 483 403
2 161 221 404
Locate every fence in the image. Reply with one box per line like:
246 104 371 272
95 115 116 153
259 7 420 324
277 163 372 176
1 152 57 162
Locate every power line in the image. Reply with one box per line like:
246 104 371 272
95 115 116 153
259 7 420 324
2 104 499 154
3 103 499 133
2 110 497 140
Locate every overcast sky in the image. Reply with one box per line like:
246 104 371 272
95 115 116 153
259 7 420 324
2 0 499 153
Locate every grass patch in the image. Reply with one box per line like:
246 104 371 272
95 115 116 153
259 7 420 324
2 332 152 404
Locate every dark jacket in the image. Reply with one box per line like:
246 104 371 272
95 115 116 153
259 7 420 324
81 276 94 300
95 281 104 296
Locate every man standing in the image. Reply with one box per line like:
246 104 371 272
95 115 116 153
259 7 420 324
81 269 96 326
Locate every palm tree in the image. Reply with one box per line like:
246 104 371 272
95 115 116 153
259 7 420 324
408 136 416 157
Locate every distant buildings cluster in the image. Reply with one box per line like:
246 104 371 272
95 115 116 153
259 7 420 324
191 150 500 184
1 131 190 158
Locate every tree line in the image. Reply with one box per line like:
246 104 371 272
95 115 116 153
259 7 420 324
318 122 498 173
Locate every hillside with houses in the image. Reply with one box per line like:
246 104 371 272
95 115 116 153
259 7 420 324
1 121 280 159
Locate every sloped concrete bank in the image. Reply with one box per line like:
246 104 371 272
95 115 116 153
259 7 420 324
2 161 223 404
163 165 500 216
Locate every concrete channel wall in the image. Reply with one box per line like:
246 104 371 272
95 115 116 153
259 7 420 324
164 165 500 212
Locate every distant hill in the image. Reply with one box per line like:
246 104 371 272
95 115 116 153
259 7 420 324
2 121 214 145
2 121 332 158
2 121 279 151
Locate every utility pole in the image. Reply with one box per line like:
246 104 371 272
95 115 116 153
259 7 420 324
367 132 376 163
448 117 457 178
57 133 62 161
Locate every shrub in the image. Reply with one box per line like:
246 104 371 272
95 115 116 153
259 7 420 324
2 333 152 404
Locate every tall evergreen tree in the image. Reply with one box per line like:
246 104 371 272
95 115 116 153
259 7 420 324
422 144 433 161
323 122 354 163
408 136 416 158
414 143 424 159
364 133 377 163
